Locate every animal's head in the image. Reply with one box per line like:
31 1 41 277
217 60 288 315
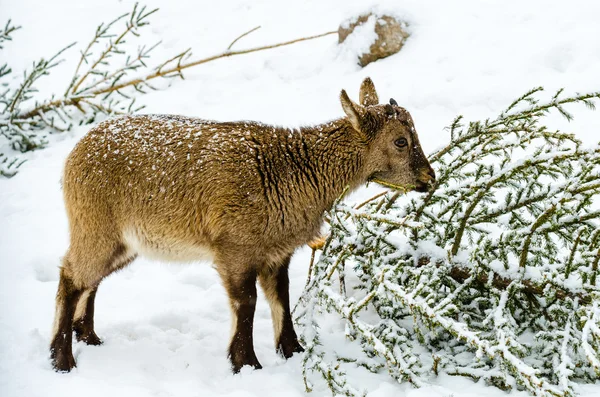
340 77 435 193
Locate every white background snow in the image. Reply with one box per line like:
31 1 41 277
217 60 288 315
1 0 599 396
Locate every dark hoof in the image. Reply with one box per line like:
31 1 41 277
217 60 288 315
278 339 305 359
229 335 262 373
73 319 103 346
229 351 262 374
51 349 76 372
232 360 262 374
75 330 103 346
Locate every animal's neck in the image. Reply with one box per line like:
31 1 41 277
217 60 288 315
295 119 368 211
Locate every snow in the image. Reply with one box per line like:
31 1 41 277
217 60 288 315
1 0 600 396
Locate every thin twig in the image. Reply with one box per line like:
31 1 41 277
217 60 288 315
354 191 388 210
304 247 317 290
227 25 261 51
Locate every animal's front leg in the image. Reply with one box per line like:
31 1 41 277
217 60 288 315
258 255 304 358
220 266 262 373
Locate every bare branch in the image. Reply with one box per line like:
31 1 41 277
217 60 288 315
227 25 261 51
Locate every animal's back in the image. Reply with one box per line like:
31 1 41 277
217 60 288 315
63 114 269 263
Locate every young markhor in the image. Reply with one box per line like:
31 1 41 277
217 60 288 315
51 78 435 373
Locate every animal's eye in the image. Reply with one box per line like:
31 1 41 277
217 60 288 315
394 138 408 148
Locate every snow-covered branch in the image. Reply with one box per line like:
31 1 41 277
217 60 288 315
298 88 600 397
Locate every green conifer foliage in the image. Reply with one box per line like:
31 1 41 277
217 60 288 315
297 88 600 397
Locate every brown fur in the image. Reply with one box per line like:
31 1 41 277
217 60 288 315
50 78 435 372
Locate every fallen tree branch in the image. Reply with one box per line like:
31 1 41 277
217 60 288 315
447 264 594 305
19 29 337 120
409 257 596 304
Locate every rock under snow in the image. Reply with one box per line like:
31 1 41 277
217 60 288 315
338 13 409 67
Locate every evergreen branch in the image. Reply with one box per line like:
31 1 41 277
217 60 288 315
449 149 586 256
382 279 564 397
8 43 75 114
0 19 21 49
64 10 130 96
429 88 599 163
581 302 600 373
299 87 600 396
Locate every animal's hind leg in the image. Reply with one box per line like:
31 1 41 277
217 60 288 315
258 255 304 358
50 265 85 372
51 241 135 372
72 252 136 346
72 286 102 345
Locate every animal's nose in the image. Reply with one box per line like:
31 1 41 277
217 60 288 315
426 169 436 184
419 168 435 183
415 168 436 193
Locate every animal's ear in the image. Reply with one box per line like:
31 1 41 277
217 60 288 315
340 89 362 131
385 104 395 116
359 77 379 106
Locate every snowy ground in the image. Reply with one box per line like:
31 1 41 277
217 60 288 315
1 0 600 396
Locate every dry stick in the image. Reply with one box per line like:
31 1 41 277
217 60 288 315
227 25 261 51
107 30 337 92
451 266 592 305
354 190 388 211
304 247 317 290
370 178 413 193
20 30 337 120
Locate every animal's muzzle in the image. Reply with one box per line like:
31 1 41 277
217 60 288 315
415 169 436 193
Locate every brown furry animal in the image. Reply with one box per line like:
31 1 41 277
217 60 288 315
50 77 435 373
